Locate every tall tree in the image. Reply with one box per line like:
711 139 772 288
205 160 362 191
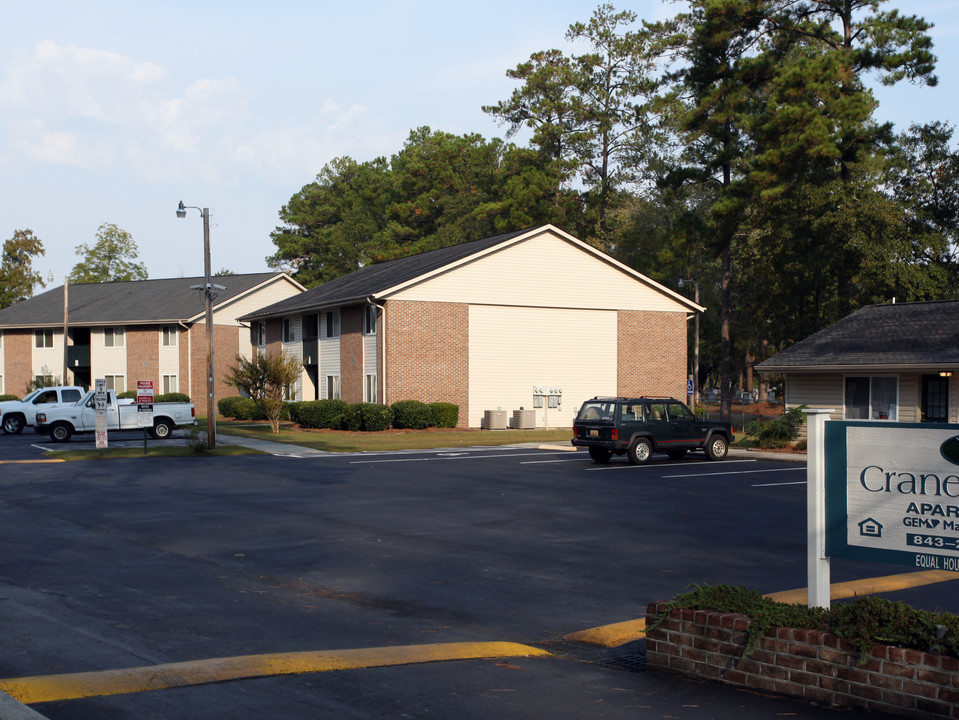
71 223 148 283
0 229 46 309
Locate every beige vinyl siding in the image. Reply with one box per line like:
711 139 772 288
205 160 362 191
390 232 687 313
898 373 919 423
91 328 127 379
468 305 616 428
211 278 303 326
786 374 844 420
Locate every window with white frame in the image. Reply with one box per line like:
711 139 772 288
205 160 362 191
104 327 125 348
326 309 340 338
161 325 177 347
326 374 341 400
365 374 377 403
0 331 4 349
283 318 295 343
364 305 377 335
162 375 178 394
104 375 126 394
257 322 266 347
35 329 54 348
34 374 54 387
284 382 296 401
844 376 898 421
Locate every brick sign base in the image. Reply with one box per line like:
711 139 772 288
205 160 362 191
645 601 959 719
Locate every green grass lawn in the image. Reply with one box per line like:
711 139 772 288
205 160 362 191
214 420 574 452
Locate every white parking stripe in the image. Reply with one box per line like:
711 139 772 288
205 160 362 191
663 467 803 479
752 480 807 487
349 451 574 464
586 459 758 472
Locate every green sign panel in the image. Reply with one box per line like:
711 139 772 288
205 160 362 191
825 421 959 571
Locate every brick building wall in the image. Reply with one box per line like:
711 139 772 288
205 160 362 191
188 323 241 405
617 310 687 398
386 300 469 428
340 305 364 404
3 331 33 396
646 601 959 718
125 326 160 391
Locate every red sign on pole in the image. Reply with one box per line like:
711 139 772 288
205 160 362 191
137 380 154 428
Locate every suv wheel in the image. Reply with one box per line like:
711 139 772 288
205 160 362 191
705 435 728 461
588 447 612 464
627 437 652 465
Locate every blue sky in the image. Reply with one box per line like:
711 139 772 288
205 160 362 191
2 0 957 286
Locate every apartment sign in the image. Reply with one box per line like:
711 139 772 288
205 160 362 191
825 422 959 571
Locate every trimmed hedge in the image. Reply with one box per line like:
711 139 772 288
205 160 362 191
391 400 433 429
343 403 395 432
296 399 348 429
117 390 137 399
428 402 459 428
0 394 19 402
157 392 191 403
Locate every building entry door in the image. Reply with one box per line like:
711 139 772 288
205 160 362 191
921 374 949 423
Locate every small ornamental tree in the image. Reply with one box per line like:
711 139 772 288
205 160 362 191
226 352 301 433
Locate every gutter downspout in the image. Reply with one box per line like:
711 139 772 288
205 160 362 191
367 297 386 406
178 321 192 401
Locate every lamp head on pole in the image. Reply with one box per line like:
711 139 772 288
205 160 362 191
176 201 187 218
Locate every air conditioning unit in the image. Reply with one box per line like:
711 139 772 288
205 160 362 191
511 409 535 429
484 410 508 430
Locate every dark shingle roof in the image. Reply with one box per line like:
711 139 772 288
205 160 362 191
240 227 534 321
0 272 287 327
756 300 959 371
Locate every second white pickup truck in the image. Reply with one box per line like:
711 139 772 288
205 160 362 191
0 386 85 434
36 389 196 442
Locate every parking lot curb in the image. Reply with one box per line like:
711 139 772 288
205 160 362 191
0 642 552 704
564 618 647 647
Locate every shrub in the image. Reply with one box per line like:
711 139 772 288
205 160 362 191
342 404 362 431
654 583 959 662
156 392 190 403
748 405 806 448
361 403 394 432
391 400 433 429
231 397 264 421
428 402 459 428
117 390 137 400
329 413 345 430
218 396 245 418
286 401 307 425
297 399 348 429
0 394 19 402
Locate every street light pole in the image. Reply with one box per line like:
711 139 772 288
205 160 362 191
177 201 216 450
679 279 700 412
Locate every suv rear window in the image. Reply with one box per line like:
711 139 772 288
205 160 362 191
62 389 82 403
577 400 616 421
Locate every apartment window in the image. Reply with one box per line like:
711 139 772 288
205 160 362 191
162 375 178 394
283 318 295 343
326 375 341 400
34 375 54 388
326 309 340 339
365 374 377 403
104 375 126 394
104 327 125 348
35 329 54 348
844 376 898 421
0 331 4 349
364 305 377 335
257 322 266 347
284 382 296 401
161 325 177 347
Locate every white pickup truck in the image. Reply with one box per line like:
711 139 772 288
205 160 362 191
0 386 86 434
36 389 196 442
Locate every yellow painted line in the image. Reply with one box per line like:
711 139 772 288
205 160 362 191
567 569 959 647
764 569 959 605
565 618 646 647
0 642 551 704
0 459 65 464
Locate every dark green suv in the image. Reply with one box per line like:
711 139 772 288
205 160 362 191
571 396 734 464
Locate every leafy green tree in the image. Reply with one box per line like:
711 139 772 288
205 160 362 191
269 128 586 287
0 229 46 309
71 223 148 283
226 352 302 434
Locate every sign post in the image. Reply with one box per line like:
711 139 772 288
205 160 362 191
137 380 154 454
804 409 834 608
94 378 108 450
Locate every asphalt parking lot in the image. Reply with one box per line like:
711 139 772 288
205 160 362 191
0 433 956 719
